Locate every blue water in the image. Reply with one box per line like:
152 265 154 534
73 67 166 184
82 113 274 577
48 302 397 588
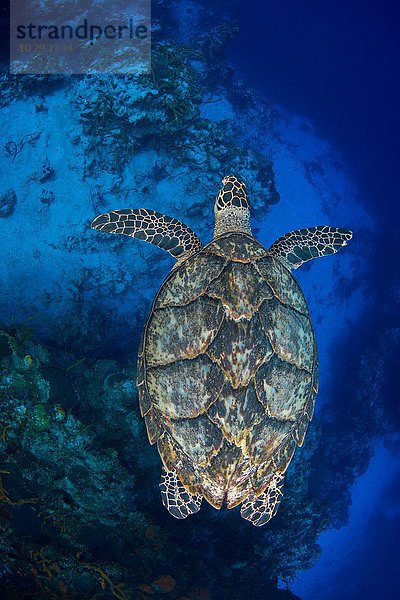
0 1 399 598
228 1 400 598
230 0 400 219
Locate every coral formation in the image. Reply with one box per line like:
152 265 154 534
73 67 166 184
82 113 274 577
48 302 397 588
70 40 279 221
39 189 56 206
0 189 17 218
38 157 56 183
0 323 321 598
0 72 64 109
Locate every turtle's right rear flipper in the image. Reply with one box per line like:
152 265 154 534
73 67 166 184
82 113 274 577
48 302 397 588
240 472 285 526
91 208 202 261
160 467 202 520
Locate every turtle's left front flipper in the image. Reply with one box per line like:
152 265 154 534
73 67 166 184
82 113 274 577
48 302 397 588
91 208 202 261
268 226 352 269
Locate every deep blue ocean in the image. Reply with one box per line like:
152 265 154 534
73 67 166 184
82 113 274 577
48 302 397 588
0 1 399 599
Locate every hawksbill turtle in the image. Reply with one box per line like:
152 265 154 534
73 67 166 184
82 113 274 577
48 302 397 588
92 175 352 526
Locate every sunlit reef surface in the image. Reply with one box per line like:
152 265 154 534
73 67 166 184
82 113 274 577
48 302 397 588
1 1 399 599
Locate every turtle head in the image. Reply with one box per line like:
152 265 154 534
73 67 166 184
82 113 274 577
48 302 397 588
213 175 252 238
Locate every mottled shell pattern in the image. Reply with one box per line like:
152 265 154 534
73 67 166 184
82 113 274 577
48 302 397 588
137 232 318 511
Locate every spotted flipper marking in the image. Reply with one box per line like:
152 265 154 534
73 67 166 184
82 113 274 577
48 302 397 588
240 472 285 526
268 226 353 269
160 467 202 520
91 209 202 260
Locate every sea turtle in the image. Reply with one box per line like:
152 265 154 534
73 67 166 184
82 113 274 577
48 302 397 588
92 175 352 526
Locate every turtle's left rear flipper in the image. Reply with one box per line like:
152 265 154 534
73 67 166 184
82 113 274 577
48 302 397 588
91 208 202 261
240 473 285 526
160 467 202 520
268 226 352 269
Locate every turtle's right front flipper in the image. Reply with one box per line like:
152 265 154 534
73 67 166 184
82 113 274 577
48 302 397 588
91 208 202 261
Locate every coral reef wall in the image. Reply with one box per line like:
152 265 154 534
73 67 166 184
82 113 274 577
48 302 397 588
0 32 278 358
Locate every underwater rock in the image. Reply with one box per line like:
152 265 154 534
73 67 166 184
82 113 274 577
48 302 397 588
34 100 48 113
152 574 177 593
39 188 55 205
0 188 17 218
198 22 240 66
69 40 278 218
77 522 110 552
71 45 202 176
39 157 56 183
68 463 91 485
30 404 51 432
71 572 98 596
